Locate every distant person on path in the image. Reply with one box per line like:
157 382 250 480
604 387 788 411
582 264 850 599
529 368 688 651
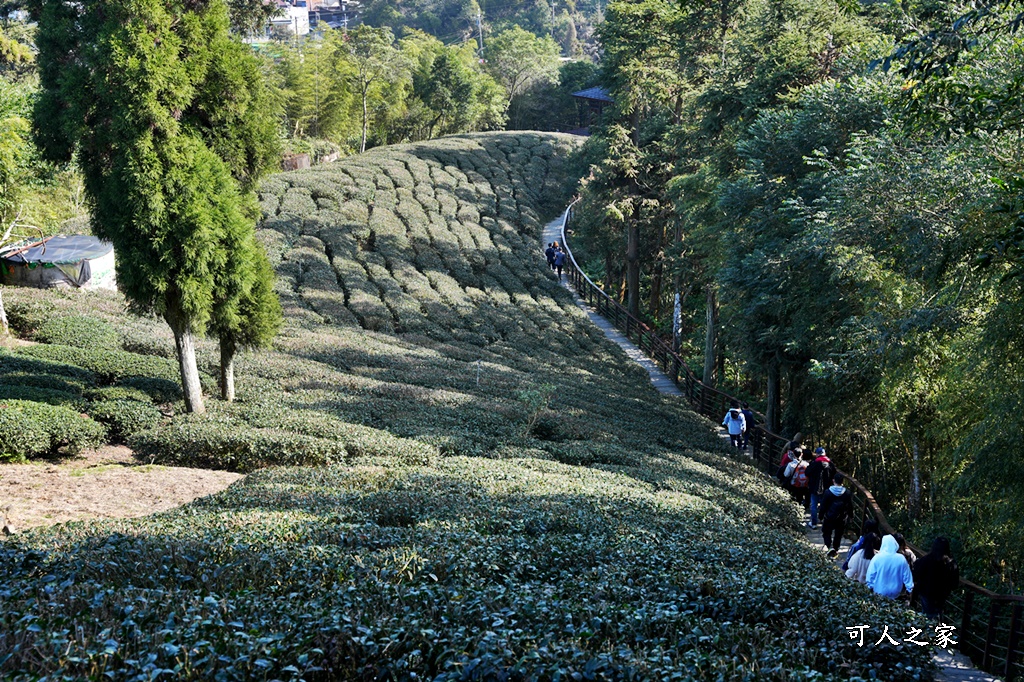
805 447 834 529
866 535 915 599
789 450 811 510
553 247 566 281
845 532 880 584
819 472 853 557
843 519 880 571
740 402 756 449
722 406 746 448
912 537 960 620
545 242 556 270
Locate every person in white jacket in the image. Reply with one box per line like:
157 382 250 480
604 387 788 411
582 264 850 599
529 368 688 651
845 533 879 584
866 534 914 598
722 407 746 448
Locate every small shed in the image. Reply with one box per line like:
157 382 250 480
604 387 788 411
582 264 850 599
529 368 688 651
0 235 116 290
571 86 614 134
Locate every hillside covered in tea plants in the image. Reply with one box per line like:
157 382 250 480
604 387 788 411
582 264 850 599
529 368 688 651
0 133 934 680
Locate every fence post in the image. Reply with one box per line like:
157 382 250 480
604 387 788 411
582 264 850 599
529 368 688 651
984 600 1000 670
1006 603 1022 681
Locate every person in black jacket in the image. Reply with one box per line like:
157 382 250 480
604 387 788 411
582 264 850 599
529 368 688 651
545 243 556 270
805 447 834 529
740 402 756 450
819 473 853 557
913 537 960 620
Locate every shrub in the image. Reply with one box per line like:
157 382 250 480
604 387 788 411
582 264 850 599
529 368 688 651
129 415 353 471
15 344 214 391
115 376 183 404
32 315 120 349
0 400 105 461
88 399 163 442
0 384 86 410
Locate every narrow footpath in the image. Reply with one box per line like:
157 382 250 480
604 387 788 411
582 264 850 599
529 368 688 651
542 211 1000 682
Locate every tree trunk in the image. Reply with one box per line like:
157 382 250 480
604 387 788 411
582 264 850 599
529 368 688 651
766 360 781 432
649 258 663 322
626 221 640 318
166 308 205 414
220 337 237 403
909 437 922 519
703 286 718 387
0 287 8 336
360 85 369 154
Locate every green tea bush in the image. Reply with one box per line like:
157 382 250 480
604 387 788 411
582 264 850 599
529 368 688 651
32 315 120 349
114 376 183 404
15 344 214 391
0 384 86 410
129 416 352 471
88 398 163 442
0 399 104 461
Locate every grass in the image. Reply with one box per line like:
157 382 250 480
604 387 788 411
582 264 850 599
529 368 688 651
0 132 935 680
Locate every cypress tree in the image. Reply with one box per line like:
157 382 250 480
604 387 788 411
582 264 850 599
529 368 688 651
31 0 279 413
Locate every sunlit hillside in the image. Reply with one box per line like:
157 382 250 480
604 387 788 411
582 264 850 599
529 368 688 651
0 133 932 680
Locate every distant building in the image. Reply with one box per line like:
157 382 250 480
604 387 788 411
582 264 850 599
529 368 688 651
270 5 310 35
570 87 613 135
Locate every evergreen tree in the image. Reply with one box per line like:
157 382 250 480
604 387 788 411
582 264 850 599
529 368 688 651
31 0 280 413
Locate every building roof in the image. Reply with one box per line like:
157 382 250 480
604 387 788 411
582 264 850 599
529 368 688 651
571 86 614 103
1 235 113 265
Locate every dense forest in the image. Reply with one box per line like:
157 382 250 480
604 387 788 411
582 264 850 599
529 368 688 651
571 0 1024 590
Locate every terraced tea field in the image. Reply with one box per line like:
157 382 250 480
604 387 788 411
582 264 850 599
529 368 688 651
0 133 934 680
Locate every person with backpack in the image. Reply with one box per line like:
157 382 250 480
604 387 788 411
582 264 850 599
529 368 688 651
805 447 834 529
553 247 567 281
819 472 854 557
912 537 960 620
721 406 746 448
740 402 756 449
789 449 811 510
545 242 556 270
780 447 803 496
845 532 880 584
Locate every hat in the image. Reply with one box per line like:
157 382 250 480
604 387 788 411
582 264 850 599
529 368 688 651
814 447 826 455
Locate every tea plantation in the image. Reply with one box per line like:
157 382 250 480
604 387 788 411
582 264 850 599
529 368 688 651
0 133 934 680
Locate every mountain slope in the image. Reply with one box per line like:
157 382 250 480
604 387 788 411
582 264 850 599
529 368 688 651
0 133 933 680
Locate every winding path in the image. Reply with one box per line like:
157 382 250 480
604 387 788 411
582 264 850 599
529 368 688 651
542 210 1000 682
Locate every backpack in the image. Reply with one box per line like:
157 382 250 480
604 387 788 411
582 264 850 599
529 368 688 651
815 461 833 495
791 463 808 488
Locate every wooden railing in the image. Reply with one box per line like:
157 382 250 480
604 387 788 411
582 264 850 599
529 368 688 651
556 203 1024 681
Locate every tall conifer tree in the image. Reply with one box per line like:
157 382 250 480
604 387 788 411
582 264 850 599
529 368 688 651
31 0 280 413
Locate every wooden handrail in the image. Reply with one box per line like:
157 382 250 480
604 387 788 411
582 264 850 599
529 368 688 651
557 203 1024 680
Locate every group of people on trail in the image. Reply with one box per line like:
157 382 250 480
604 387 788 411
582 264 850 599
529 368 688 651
773 437 960 619
721 401 756 450
545 242 567 281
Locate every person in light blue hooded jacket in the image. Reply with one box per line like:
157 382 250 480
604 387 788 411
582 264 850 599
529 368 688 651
866 534 914 599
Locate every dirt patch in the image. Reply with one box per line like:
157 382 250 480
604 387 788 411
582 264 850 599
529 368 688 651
0 445 243 532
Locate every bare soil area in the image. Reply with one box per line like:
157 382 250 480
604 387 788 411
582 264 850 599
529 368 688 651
0 446 242 532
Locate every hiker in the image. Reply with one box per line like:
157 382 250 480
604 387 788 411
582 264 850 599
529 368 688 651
912 537 960 620
843 519 880 571
780 446 803 496
891 532 917 569
722 406 746 448
553 247 567 281
777 443 800 487
865 534 915 599
805 447 834 529
845 532 880 584
545 242 556 270
819 472 853 557
788 450 811 510
740 402 756 449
